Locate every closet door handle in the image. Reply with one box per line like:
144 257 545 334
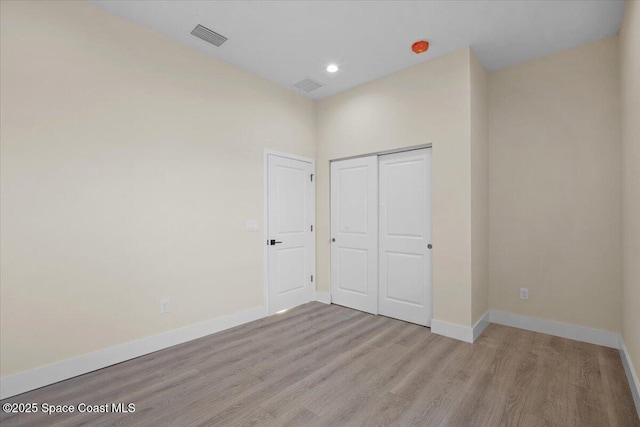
427 244 432 249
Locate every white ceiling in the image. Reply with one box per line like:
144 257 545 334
91 0 625 99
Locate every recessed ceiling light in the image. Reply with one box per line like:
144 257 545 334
326 64 339 73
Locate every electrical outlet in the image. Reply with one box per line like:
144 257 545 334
520 288 529 300
160 298 170 314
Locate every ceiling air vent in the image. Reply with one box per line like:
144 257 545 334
191 24 227 47
293 78 323 93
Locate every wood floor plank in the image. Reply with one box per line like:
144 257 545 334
392 373 466 426
525 357 571 426
567 340 604 393
299 344 391 417
567 383 610 427
265 407 319 427
436 379 499 427
531 333 570 371
440 340 497 384
392 322 430 348
258 342 378 418
344 391 411 427
475 322 511 348
495 350 539 426
1 303 637 427
503 327 537 353
390 335 464 398
597 346 640 426
303 343 415 420
521 413 567 427
483 345 526 394
363 318 407 348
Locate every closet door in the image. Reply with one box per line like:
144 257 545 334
330 156 378 314
378 148 432 326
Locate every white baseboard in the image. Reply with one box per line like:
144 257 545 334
0 305 267 400
431 318 474 343
620 340 640 418
473 311 491 342
489 310 620 349
431 311 490 344
314 291 331 305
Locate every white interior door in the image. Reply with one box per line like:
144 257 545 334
267 154 314 314
330 156 378 314
378 148 432 326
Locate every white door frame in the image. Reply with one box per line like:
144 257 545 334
263 149 316 314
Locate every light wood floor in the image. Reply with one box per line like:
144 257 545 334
1 302 638 427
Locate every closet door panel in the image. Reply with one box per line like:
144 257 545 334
379 149 432 326
330 156 378 314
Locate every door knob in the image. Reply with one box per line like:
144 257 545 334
332 238 336 242
269 239 283 246
427 244 432 249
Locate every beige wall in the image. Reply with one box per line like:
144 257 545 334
317 48 476 327
620 0 640 382
0 1 315 377
488 36 622 332
470 52 490 325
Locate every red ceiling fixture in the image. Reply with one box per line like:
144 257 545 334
412 40 430 54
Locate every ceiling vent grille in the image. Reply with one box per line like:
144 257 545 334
293 78 323 93
191 24 227 47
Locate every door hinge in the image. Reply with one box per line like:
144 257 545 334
311 275 314 282
310 225 313 232
310 174 314 182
